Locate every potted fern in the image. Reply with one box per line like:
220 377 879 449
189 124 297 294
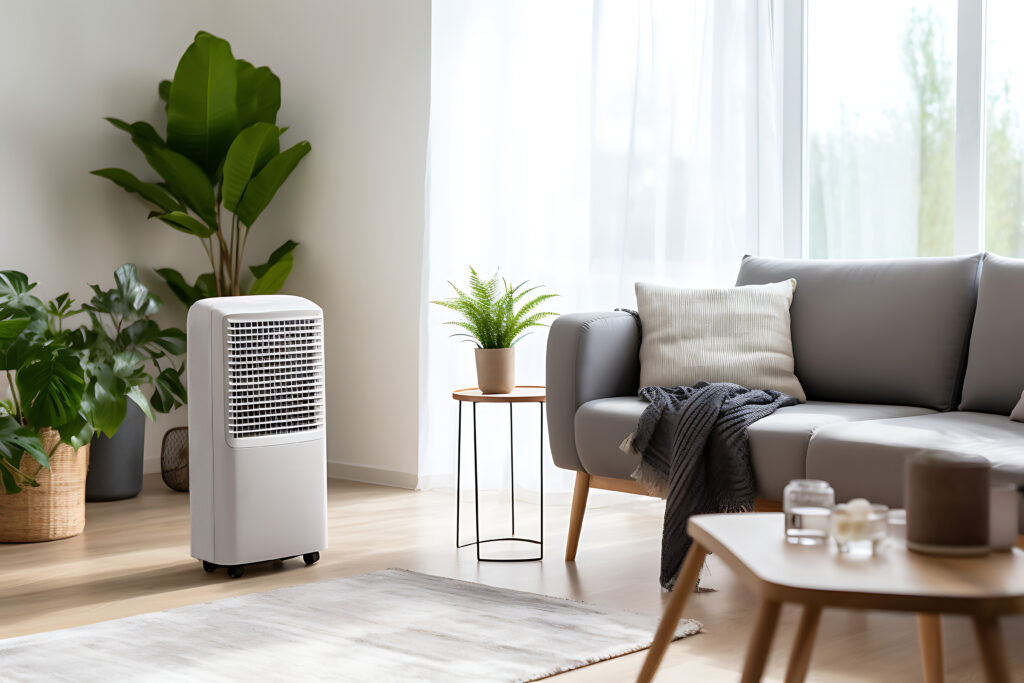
432 268 557 394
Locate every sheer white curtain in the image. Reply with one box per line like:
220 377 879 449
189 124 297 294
421 0 784 492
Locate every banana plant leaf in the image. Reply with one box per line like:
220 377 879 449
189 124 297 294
103 117 165 146
158 79 171 106
167 31 240 178
236 60 281 130
155 269 218 308
149 210 217 239
249 240 298 295
222 122 283 212
133 139 218 228
236 141 311 227
90 168 182 214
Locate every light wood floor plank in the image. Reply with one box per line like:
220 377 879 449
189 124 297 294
0 475 1021 681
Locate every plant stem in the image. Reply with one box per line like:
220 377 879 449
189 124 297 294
213 205 229 296
201 237 216 276
6 370 22 423
238 225 251 282
229 214 240 296
232 215 243 296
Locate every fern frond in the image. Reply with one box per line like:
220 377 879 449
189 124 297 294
431 267 559 349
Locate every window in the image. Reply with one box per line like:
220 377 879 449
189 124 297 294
807 1 957 258
794 0 1023 259
983 0 1024 256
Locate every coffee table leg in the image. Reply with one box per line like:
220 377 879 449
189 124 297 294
636 541 707 683
784 605 821 683
740 599 783 683
972 616 1010 683
917 613 944 683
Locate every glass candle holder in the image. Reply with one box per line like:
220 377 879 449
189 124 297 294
784 479 835 545
830 501 889 555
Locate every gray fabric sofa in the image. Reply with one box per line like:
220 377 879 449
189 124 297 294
547 253 1024 561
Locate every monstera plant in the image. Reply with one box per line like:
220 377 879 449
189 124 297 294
92 31 311 306
0 266 186 497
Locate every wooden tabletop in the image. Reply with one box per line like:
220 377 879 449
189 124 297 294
689 513 1024 616
452 386 546 403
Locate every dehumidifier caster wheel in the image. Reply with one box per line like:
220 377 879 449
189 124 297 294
227 565 245 579
202 561 217 573
303 552 320 566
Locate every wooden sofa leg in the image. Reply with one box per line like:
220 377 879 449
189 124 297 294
565 472 591 561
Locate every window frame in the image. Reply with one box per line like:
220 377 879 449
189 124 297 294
781 0 988 258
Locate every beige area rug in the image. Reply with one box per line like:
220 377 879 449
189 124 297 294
0 569 701 682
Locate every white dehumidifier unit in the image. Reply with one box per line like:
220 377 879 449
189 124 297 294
188 295 327 579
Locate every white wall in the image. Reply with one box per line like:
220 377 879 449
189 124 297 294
0 0 430 485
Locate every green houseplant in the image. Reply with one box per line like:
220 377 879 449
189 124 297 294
0 273 113 540
91 30 311 307
431 268 557 394
0 266 186 539
77 264 187 501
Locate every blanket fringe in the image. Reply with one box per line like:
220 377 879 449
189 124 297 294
620 433 668 498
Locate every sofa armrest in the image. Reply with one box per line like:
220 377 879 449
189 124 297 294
546 311 641 473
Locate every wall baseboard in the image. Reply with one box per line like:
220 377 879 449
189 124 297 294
146 456 418 490
327 461 418 490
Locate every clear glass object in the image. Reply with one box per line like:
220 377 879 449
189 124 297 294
831 502 890 555
784 479 835 545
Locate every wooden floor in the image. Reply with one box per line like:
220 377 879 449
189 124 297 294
1 475 1021 681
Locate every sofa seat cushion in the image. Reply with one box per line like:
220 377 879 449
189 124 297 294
573 398 934 498
807 412 1024 530
746 403 935 500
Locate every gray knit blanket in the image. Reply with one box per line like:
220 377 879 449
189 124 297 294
622 382 799 589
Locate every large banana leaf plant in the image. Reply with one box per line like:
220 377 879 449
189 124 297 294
92 31 311 305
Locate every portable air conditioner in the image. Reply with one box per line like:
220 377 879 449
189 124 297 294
188 295 327 579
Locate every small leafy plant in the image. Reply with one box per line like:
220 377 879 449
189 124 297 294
0 266 186 495
431 268 558 348
76 264 188 423
91 31 310 305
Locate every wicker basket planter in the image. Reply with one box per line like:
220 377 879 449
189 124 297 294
0 429 90 543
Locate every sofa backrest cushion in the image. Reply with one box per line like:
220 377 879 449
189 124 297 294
959 254 1024 414
736 254 981 411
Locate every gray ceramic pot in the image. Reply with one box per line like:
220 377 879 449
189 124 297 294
85 400 146 502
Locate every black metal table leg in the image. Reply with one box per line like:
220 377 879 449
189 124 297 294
510 402 515 536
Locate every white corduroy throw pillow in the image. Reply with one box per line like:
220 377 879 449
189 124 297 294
635 280 805 402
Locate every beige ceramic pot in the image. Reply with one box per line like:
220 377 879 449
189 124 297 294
475 347 515 394
0 429 89 543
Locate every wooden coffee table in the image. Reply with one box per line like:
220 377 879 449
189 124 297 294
637 513 1024 683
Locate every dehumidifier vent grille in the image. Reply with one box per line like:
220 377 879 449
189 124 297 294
226 317 325 438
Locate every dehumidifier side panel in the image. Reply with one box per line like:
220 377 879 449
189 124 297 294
187 304 215 561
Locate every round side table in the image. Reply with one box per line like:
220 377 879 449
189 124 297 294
453 385 545 562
